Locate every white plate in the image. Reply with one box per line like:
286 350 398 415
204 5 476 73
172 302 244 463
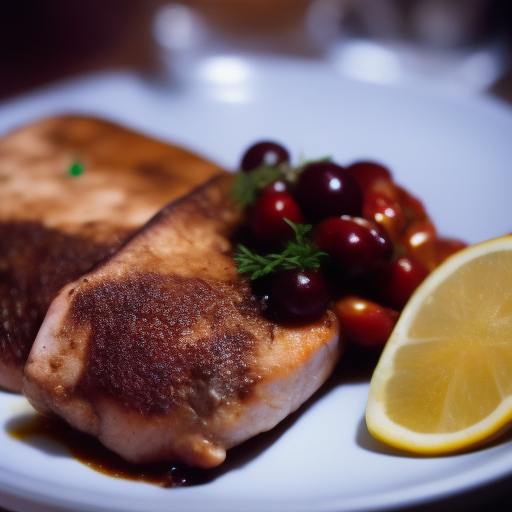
1 55 512 512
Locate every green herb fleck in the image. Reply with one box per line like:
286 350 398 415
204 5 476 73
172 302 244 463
234 219 328 280
296 154 333 171
68 161 85 177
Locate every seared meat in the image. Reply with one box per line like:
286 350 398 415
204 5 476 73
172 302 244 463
0 116 223 391
23 174 341 469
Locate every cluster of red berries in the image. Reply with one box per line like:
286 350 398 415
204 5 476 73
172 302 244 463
236 141 466 349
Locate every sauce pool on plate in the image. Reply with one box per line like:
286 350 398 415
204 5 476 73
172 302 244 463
9 413 211 487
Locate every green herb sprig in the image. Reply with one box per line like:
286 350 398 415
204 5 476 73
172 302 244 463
231 165 285 207
234 219 328 280
231 155 333 208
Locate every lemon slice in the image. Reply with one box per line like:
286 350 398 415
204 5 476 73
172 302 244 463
366 235 512 454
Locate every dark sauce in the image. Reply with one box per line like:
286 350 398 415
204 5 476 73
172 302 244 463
6 351 376 491
9 414 212 488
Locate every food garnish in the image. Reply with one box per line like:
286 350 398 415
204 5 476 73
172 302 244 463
67 160 85 177
234 220 326 280
232 165 286 206
366 235 512 454
232 140 466 334
235 221 330 321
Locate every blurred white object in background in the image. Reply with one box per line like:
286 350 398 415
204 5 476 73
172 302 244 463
332 40 404 84
196 55 254 103
153 0 345 92
153 3 258 101
152 0 510 98
153 3 209 51
332 0 510 94
153 3 208 86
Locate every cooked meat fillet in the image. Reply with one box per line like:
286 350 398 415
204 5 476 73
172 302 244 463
23 173 341 469
0 116 223 392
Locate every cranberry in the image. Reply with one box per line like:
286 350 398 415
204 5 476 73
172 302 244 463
241 141 290 171
405 219 437 246
250 274 274 303
362 192 406 239
334 295 399 348
314 216 393 279
396 186 428 224
432 237 467 262
250 190 305 247
296 161 363 221
269 269 330 321
413 236 467 272
375 256 429 310
346 161 396 199
401 219 437 264
260 179 289 195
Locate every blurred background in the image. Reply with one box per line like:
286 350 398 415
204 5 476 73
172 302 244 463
1 0 511 102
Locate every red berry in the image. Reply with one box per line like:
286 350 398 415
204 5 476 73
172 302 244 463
334 295 399 348
250 190 305 247
401 219 437 264
375 256 429 310
314 216 393 279
411 236 468 272
346 161 396 199
241 141 290 171
430 238 467 265
396 186 428 224
269 269 330 321
401 219 450 272
296 161 363 222
260 179 289 195
362 192 406 239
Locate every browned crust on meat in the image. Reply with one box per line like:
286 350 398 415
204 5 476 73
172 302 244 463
0 221 131 370
70 272 265 416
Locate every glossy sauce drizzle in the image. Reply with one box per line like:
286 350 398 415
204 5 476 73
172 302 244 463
9 414 211 487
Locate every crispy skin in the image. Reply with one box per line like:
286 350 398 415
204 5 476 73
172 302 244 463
0 116 223 391
24 174 341 469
